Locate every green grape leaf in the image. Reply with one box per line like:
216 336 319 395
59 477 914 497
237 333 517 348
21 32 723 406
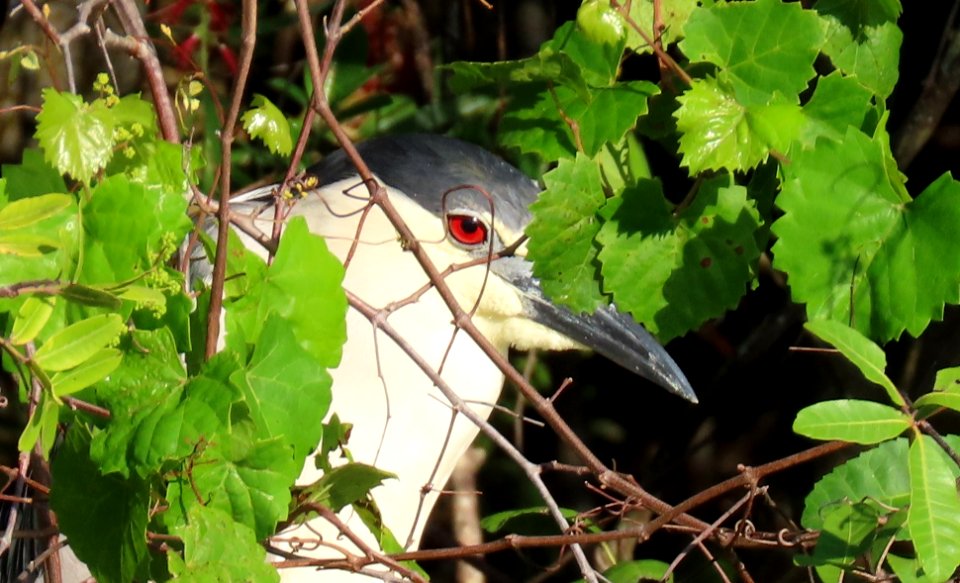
908 435 960 581
234 315 332 462
51 427 151 583
624 0 698 52
804 320 901 405
499 85 578 161
804 501 885 581
525 155 607 313
82 174 191 285
575 560 673 583
447 49 587 96
820 19 902 99
543 20 625 88
814 0 902 31
565 82 658 157
681 0 823 105
674 78 804 173
225 217 347 368
793 400 910 444
301 463 396 513
482 507 581 534
35 88 114 183
93 328 186 414
799 72 875 146
802 437 918 531
33 313 126 372
165 421 297 541
169 505 279 583
772 128 960 341
241 94 292 156
0 193 72 230
1 149 68 200
597 176 761 341
89 336 230 478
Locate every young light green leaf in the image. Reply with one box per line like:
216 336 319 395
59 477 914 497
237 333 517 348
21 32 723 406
117 285 166 311
51 348 123 397
18 393 59 456
241 94 292 156
597 176 761 341
20 49 39 71
918 393 960 414
681 0 823 105
0 193 73 230
33 313 126 372
674 78 804 173
35 88 114 183
0 232 60 256
525 155 607 313
803 320 902 405
793 399 910 444
908 435 960 581
933 366 960 393
10 295 56 345
914 373 960 414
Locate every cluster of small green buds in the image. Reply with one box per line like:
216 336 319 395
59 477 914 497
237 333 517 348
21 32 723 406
93 73 119 106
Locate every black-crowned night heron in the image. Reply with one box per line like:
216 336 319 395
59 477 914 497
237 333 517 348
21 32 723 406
38 134 694 582
230 134 695 581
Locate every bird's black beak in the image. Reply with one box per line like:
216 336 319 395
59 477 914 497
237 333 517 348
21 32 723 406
492 257 696 403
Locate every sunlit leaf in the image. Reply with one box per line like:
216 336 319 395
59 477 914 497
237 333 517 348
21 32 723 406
33 314 126 372
908 435 960 581
793 399 910 444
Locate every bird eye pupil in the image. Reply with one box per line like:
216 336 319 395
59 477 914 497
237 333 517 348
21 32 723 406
448 214 488 245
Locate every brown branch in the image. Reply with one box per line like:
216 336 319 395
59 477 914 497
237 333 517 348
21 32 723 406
62 396 111 419
610 0 692 87
101 0 179 143
308 504 428 582
205 0 258 358
19 0 63 45
894 5 960 168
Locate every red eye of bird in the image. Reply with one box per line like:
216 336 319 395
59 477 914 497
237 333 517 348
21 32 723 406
447 214 488 246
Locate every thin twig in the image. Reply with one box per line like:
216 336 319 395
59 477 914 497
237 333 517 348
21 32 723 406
206 0 258 358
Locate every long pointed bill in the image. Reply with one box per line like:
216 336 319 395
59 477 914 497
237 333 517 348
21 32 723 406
494 258 697 403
